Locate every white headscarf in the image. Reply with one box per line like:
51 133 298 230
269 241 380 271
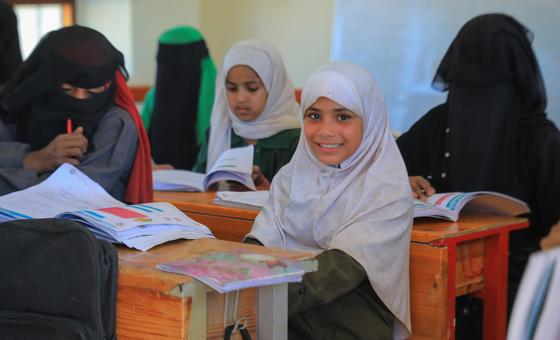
247 62 413 338
206 39 301 172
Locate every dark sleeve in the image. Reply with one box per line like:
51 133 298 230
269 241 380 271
288 249 367 317
76 107 137 201
191 127 210 173
526 127 560 238
396 104 446 177
0 119 44 195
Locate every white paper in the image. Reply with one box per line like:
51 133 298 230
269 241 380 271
0 163 124 219
215 191 269 208
153 169 206 191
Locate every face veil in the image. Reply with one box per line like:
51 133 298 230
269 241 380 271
0 25 125 151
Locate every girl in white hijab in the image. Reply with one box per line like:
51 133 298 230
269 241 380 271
192 39 301 187
246 62 413 339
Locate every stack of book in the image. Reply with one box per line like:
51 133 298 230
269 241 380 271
0 164 214 251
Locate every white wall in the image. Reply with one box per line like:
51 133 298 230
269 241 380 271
75 0 133 75
332 0 560 131
76 0 199 85
129 0 200 85
76 0 334 88
200 0 335 87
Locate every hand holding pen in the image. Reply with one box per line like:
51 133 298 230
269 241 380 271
22 118 89 174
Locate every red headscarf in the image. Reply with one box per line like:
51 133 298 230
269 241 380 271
114 70 153 203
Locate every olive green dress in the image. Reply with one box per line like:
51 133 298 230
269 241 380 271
245 238 395 340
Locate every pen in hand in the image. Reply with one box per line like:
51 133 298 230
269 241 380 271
66 118 73 134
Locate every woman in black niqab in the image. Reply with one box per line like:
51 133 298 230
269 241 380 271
397 13 560 316
0 25 123 151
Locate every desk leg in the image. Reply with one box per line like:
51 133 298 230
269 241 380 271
258 283 288 340
482 232 509 340
446 242 457 340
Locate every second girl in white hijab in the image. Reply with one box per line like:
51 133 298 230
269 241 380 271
246 62 413 339
192 40 301 188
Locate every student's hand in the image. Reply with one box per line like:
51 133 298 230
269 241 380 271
409 176 435 201
541 221 560 250
23 127 88 174
252 165 271 190
154 163 175 171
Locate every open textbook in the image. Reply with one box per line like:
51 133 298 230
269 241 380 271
157 249 317 293
153 145 256 192
414 191 530 222
507 247 560 340
0 164 213 251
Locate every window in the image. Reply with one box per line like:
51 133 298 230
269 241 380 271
12 0 75 58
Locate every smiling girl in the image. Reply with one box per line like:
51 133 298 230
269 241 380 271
192 40 300 188
246 62 413 339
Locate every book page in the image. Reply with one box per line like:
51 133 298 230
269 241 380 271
0 163 124 219
153 169 205 191
425 192 467 212
462 192 530 216
208 145 254 175
60 201 209 232
204 145 256 190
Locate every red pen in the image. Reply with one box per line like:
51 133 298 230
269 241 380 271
66 118 73 134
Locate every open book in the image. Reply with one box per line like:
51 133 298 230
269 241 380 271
508 247 560 340
157 249 317 293
0 164 214 251
153 145 256 192
413 191 530 222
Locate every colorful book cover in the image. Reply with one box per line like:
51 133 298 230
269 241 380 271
157 250 315 293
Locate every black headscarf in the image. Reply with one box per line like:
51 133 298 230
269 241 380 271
149 37 210 170
398 14 560 308
0 2 22 85
398 13 552 194
0 25 125 151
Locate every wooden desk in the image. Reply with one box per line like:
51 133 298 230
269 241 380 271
155 191 528 340
117 238 311 340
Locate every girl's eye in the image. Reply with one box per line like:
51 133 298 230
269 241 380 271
306 113 320 120
246 86 260 93
338 113 352 121
226 85 237 92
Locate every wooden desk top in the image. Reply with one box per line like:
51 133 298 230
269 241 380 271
154 192 528 245
155 191 258 220
118 237 311 291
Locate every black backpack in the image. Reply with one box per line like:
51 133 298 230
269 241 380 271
0 218 118 340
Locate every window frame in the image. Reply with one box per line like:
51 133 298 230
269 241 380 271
10 0 75 25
